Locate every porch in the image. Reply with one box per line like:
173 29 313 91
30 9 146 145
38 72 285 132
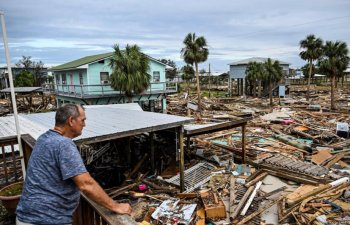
42 82 178 99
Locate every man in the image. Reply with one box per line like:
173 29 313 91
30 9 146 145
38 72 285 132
16 104 132 225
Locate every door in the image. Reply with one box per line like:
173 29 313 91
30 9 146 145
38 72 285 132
70 74 75 93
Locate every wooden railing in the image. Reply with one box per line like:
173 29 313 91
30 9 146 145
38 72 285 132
73 194 137 225
0 134 35 189
0 134 135 224
42 82 178 98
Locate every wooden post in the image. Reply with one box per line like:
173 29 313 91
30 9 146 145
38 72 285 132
229 176 236 220
127 137 131 165
242 123 246 163
179 126 185 192
150 132 155 174
186 137 190 153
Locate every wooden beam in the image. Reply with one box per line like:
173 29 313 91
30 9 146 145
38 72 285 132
179 126 185 192
242 123 246 163
150 132 155 174
229 176 236 220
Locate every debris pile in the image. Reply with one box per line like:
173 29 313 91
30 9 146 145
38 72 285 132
108 90 350 224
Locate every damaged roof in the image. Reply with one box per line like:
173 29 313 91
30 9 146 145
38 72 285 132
0 104 192 144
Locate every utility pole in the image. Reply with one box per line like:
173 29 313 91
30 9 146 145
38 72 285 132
1 11 26 178
208 64 211 98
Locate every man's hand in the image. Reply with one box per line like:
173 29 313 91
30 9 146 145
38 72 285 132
112 202 133 215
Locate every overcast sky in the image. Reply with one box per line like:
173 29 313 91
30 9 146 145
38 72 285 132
0 0 349 72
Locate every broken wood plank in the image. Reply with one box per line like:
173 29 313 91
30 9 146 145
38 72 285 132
229 176 236 221
230 185 254 220
244 171 268 188
240 181 262 216
237 196 284 225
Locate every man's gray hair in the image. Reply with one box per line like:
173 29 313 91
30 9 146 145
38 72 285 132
55 104 84 126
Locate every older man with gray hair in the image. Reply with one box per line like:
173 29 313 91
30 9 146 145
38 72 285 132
16 104 132 225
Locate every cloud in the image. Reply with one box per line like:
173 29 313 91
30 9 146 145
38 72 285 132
0 0 349 70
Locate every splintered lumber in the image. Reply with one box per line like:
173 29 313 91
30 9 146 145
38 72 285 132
142 179 173 192
108 183 140 199
240 181 262 216
259 169 323 185
196 207 205 225
272 134 312 152
204 130 239 141
312 150 333 165
287 177 349 206
237 196 284 225
127 153 148 179
231 185 255 220
229 176 236 220
323 153 346 169
245 171 268 188
129 191 165 202
177 193 199 198
256 186 287 201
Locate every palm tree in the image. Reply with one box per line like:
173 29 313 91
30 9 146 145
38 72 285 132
264 58 284 106
109 44 150 103
256 63 266 97
181 33 209 112
181 64 195 92
299 34 323 101
318 41 349 110
181 64 195 116
246 62 259 97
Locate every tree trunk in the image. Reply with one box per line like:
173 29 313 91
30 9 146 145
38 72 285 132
187 82 190 116
195 62 201 112
253 80 257 97
269 80 273 107
258 80 262 98
331 75 336 110
335 77 339 88
306 61 312 101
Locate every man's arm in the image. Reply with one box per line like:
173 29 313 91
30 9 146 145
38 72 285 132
72 172 132 215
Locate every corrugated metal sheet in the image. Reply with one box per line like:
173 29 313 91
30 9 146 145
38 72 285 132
0 87 42 93
0 104 192 143
85 103 143 111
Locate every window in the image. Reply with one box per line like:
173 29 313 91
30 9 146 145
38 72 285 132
56 74 60 84
153 71 160 82
100 72 109 84
62 73 67 84
79 72 84 85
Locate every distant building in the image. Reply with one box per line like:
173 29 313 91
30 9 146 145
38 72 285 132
229 57 290 79
50 52 177 112
228 57 290 96
0 65 49 89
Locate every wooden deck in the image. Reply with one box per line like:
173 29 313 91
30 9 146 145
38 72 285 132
42 82 178 99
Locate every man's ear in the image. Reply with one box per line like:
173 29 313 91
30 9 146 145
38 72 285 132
68 116 74 127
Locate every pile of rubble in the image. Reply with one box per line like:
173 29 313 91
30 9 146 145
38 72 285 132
114 90 350 224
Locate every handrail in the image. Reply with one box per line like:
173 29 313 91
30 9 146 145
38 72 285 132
45 82 178 97
73 194 137 225
0 134 138 224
